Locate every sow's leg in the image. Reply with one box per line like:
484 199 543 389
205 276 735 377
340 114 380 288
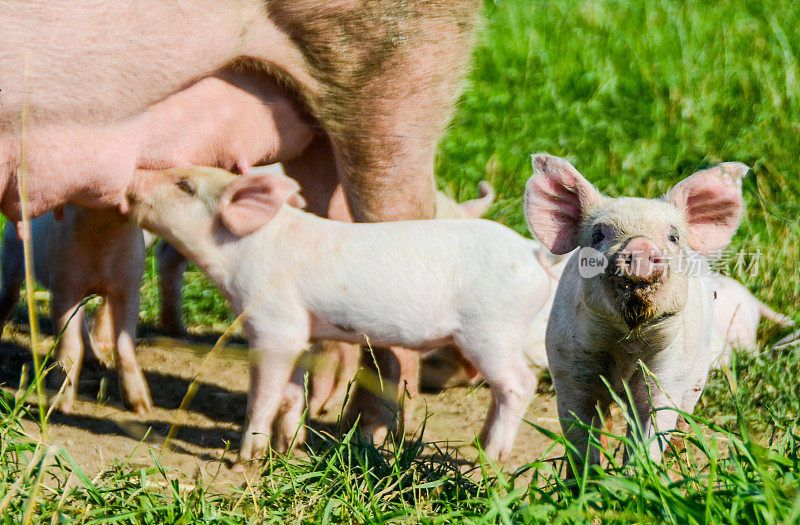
285 2 480 442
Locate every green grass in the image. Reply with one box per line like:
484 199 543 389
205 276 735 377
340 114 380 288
1 375 799 522
434 0 800 437
3 0 800 521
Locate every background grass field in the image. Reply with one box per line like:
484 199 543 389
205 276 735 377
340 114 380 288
2 0 800 521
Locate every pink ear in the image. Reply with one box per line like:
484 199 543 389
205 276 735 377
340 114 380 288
524 154 602 254
665 162 747 255
219 174 302 236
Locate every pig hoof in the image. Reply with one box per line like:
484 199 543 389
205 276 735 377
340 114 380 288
239 433 269 464
94 348 115 369
83 352 112 374
121 374 153 414
126 392 153 414
478 437 506 462
360 423 388 446
47 369 76 412
58 397 75 415
230 462 245 473
161 317 187 338
53 386 77 414
131 399 152 415
308 396 329 417
273 424 306 454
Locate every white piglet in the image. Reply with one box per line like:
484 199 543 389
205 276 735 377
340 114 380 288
126 167 552 466
710 274 793 367
524 153 748 471
0 207 148 413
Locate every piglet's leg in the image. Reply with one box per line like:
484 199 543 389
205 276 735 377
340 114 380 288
273 365 308 453
237 346 305 467
308 341 341 417
476 356 536 462
549 371 610 475
48 294 87 413
625 366 683 464
394 346 420 436
88 298 115 368
456 331 537 461
108 293 151 415
309 340 360 416
672 356 713 448
344 346 406 444
155 241 188 337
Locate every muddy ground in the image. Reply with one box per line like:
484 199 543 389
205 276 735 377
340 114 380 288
0 319 568 490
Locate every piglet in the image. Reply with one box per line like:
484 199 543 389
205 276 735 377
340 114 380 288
421 243 567 391
524 153 747 468
126 167 551 466
153 178 497 338
0 207 149 413
710 274 793 367
308 180 497 417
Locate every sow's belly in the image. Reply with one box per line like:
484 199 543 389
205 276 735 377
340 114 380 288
0 0 265 127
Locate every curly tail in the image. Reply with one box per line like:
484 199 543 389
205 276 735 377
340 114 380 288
457 181 495 219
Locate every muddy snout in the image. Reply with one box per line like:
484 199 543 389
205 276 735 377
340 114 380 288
615 237 666 283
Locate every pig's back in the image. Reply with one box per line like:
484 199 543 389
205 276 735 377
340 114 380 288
328 218 541 288
295 218 547 336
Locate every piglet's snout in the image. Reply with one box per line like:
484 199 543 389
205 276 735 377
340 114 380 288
127 171 156 203
616 237 666 282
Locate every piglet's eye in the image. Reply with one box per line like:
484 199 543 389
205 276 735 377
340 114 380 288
668 228 680 244
591 229 605 245
176 178 197 196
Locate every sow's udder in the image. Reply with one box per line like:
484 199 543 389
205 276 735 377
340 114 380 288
0 125 139 220
0 70 314 221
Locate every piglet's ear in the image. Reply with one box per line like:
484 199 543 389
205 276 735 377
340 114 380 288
219 174 303 237
524 154 602 254
665 162 748 255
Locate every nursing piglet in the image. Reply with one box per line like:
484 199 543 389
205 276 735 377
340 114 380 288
524 153 747 469
127 167 551 465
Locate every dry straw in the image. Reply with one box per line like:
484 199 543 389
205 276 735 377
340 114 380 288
16 51 47 431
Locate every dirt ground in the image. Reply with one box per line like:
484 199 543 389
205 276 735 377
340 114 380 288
0 320 565 490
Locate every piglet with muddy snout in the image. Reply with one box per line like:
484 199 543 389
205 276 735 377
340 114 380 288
126 167 553 468
524 154 748 471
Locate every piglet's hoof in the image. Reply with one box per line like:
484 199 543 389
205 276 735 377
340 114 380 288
120 372 153 415
230 462 245 473
161 320 188 339
55 393 76 415
47 369 77 414
272 422 306 454
237 432 268 470
86 345 115 370
360 422 389 446
231 454 259 474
